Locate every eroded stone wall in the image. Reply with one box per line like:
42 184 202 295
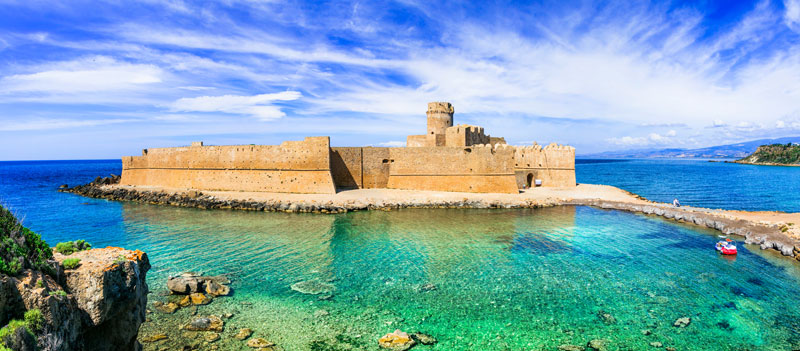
513 143 576 188
387 144 519 193
121 137 337 194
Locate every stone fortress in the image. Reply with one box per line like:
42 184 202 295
120 102 575 194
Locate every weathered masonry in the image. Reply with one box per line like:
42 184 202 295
120 102 575 194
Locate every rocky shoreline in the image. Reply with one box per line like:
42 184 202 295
60 176 800 264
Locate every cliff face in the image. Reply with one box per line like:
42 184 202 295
737 143 800 165
0 205 149 351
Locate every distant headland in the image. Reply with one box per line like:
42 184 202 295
734 143 800 166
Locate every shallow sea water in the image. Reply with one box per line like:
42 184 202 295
129 205 800 351
2 160 800 350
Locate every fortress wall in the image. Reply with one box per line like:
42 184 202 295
513 143 576 188
362 147 392 188
120 137 337 194
386 144 519 193
329 147 393 190
330 147 363 189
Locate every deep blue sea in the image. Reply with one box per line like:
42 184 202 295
577 158 800 213
2 159 800 350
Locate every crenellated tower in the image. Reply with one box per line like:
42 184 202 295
426 102 454 136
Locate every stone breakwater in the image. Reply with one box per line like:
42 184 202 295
60 176 800 263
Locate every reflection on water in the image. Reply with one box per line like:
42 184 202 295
123 205 800 351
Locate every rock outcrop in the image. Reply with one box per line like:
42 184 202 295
1 205 150 351
2 247 150 351
54 247 150 351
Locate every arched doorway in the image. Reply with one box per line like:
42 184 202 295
526 173 534 188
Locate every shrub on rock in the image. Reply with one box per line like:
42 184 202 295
62 258 81 270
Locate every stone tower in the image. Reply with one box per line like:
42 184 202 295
426 102 454 136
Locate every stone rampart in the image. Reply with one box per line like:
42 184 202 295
121 137 337 194
513 143 576 188
387 144 519 193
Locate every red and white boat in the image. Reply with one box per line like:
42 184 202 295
716 239 737 255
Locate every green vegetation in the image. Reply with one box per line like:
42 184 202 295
51 290 67 297
23 309 43 333
738 143 800 165
62 258 81 270
0 204 52 276
0 309 41 347
114 255 127 264
36 280 44 288
54 239 91 255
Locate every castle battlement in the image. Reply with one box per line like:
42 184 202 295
120 102 575 194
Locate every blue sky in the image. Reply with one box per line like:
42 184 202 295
1 0 799 160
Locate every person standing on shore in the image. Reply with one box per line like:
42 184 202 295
673 198 681 207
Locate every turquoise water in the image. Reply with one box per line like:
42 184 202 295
1 160 800 350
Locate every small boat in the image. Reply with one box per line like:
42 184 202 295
716 239 737 255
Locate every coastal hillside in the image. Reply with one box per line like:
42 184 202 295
736 143 800 165
581 136 800 159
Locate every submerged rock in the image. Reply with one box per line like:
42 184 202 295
234 328 253 340
190 292 212 305
587 339 609 351
205 279 230 297
558 345 585 351
184 316 224 332
247 337 275 348
154 302 179 314
597 310 616 325
378 329 416 351
290 279 335 295
417 283 437 292
673 317 691 328
650 341 663 348
411 332 437 345
204 332 220 343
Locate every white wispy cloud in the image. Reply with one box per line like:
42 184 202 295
786 0 800 29
168 91 302 120
608 130 678 147
0 56 168 105
0 118 136 131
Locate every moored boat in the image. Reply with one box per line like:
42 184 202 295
716 239 737 255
